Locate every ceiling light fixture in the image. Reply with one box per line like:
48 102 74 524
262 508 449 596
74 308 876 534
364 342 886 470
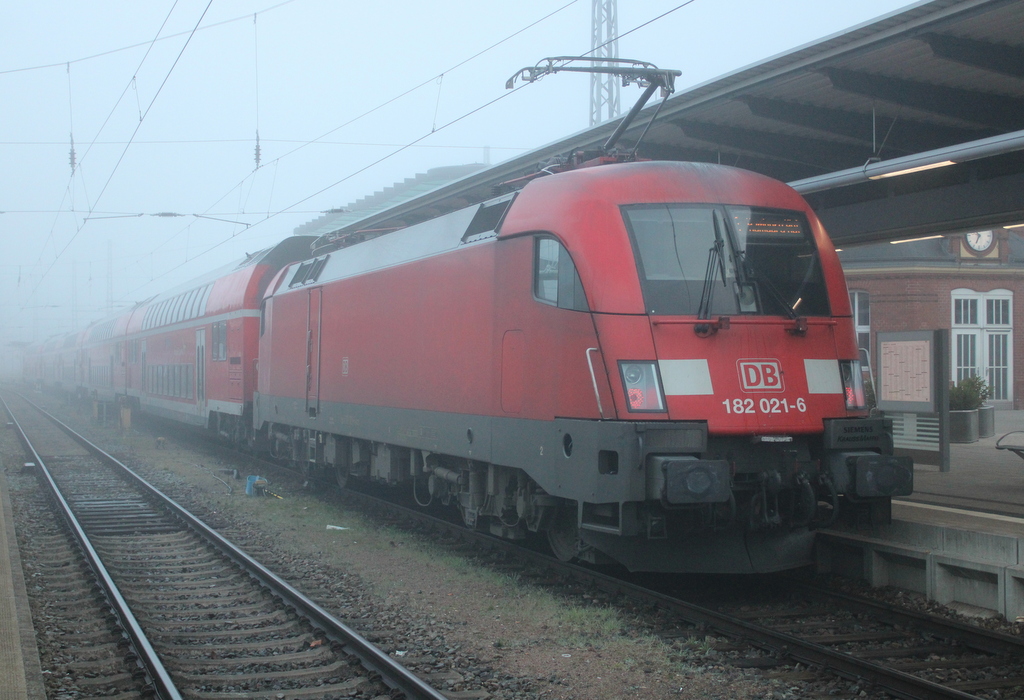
868 160 956 180
890 234 946 245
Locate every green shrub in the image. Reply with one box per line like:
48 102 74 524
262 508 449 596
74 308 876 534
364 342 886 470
949 375 989 410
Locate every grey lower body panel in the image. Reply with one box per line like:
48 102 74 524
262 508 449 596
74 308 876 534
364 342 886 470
581 527 816 574
258 393 672 503
258 393 818 573
140 401 207 427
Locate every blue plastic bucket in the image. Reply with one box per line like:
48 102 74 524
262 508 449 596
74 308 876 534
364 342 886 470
245 475 261 496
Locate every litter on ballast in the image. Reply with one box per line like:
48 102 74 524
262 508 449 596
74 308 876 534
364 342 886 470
326 525 350 531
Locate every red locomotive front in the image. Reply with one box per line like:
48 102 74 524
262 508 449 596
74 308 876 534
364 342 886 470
256 160 911 574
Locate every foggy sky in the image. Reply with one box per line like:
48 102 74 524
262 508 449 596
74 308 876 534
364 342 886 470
1 0 914 345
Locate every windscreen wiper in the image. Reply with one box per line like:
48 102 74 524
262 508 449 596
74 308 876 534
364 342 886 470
742 256 797 320
695 214 729 336
741 254 809 334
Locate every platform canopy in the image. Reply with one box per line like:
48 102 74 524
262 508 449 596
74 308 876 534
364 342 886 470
326 0 1024 247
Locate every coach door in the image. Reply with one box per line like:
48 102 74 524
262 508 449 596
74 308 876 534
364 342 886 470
195 328 206 414
306 287 323 417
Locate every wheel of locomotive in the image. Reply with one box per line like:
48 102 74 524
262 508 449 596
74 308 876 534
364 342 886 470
334 462 349 490
547 501 581 562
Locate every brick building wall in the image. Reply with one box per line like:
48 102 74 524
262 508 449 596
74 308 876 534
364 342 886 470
841 230 1024 408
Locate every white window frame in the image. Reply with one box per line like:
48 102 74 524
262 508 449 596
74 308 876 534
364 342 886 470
951 288 1013 404
849 290 870 354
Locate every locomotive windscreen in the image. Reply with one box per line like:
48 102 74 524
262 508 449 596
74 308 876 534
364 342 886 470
622 205 829 317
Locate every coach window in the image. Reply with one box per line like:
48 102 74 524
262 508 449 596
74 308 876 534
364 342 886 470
173 293 186 323
199 285 213 316
212 322 227 361
260 300 269 336
182 289 197 320
533 236 589 312
168 296 180 324
186 288 199 319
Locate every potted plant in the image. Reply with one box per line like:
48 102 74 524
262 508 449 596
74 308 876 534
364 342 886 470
978 387 996 439
948 375 989 443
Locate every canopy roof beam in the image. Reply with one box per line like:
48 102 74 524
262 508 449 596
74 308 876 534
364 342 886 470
824 67 1024 131
924 33 1024 79
740 95 992 154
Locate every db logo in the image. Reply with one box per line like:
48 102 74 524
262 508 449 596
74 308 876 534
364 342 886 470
737 359 785 392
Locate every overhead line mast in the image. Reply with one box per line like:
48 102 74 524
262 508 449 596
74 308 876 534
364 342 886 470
590 0 620 126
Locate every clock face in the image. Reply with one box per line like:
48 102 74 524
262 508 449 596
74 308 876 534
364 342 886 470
966 230 993 252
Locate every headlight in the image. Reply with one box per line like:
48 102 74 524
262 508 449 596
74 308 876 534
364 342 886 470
840 360 867 410
619 362 666 412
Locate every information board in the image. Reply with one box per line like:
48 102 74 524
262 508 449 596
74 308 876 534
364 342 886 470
879 337 933 410
876 330 949 471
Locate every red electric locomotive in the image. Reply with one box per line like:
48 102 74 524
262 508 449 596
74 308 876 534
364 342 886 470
255 160 912 574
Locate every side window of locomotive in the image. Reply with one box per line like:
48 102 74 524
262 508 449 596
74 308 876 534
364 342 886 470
533 237 589 312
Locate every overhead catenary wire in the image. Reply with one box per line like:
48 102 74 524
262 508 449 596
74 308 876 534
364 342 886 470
123 0 699 301
127 82 534 297
0 137 528 148
253 12 261 169
28 0 212 305
32 0 694 324
66 62 76 175
132 0 581 265
31 0 184 271
0 0 301 76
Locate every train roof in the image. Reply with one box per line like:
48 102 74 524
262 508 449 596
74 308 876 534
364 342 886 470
126 235 316 333
58 236 316 345
272 161 850 317
270 161 816 308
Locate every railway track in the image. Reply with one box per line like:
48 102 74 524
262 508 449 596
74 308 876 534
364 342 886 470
300 476 1024 700
2 391 447 700
18 391 1024 699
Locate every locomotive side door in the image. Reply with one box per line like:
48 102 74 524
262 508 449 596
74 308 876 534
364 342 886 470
195 329 206 416
306 287 323 417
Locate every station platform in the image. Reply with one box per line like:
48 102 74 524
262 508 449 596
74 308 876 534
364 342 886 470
0 459 45 700
903 409 1024 520
818 410 1024 620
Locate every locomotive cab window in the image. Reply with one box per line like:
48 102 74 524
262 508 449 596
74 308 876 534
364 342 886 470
622 205 829 317
533 236 589 312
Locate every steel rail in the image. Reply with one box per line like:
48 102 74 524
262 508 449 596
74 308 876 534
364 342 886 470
33 397 1000 700
335 488 990 700
1 394 183 700
789 582 1024 657
10 394 448 700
